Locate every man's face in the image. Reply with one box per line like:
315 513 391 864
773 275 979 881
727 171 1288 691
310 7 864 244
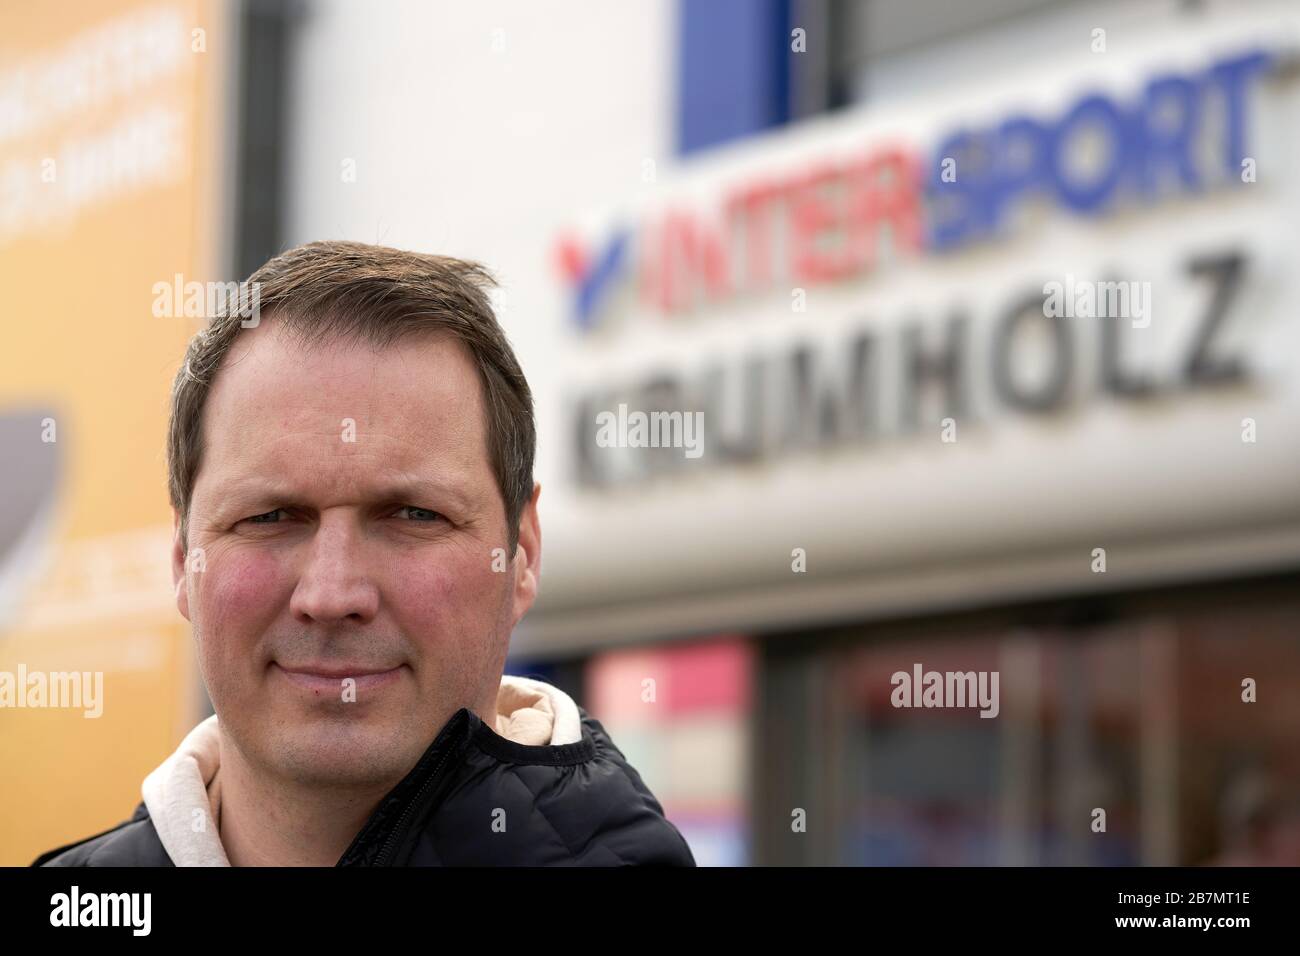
171 323 540 790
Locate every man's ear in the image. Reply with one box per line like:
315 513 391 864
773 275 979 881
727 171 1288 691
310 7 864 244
510 481 542 629
171 507 190 622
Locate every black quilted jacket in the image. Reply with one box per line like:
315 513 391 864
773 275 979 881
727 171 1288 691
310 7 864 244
32 705 696 866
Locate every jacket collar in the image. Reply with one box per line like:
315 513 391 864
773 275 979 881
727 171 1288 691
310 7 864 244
141 675 584 866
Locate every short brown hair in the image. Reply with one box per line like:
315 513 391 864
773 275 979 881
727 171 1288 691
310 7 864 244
167 240 535 555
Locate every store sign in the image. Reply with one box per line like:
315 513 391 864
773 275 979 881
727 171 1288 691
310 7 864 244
555 49 1277 489
557 48 1272 331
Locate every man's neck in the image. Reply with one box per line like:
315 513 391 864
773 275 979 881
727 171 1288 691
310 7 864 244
215 733 396 867
211 688 502 866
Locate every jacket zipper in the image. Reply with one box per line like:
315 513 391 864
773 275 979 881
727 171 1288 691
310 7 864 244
371 723 461 866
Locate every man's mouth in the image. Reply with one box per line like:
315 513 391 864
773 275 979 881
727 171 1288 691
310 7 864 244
271 661 405 695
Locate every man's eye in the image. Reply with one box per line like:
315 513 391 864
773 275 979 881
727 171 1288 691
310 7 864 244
238 507 442 526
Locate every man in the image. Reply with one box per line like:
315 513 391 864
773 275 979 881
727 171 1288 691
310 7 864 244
34 241 695 867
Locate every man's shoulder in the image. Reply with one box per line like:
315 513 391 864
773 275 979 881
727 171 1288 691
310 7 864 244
444 705 697 866
569 708 697 866
33 803 173 867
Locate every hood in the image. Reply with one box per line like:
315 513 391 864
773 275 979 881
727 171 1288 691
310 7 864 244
140 674 584 867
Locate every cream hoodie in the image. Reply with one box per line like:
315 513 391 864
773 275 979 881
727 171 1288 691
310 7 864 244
140 675 583 866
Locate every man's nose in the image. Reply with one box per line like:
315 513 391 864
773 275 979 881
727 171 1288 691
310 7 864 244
289 515 380 625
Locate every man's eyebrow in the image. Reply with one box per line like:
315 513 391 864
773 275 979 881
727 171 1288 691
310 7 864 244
216 477 475 510
372 480 476 509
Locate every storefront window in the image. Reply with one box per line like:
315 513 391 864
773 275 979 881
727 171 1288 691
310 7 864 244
756 577 1300 866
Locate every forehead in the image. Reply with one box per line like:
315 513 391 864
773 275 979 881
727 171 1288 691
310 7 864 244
196 323 491 497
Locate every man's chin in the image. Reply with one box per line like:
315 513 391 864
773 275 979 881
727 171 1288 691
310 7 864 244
261 718 424 790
